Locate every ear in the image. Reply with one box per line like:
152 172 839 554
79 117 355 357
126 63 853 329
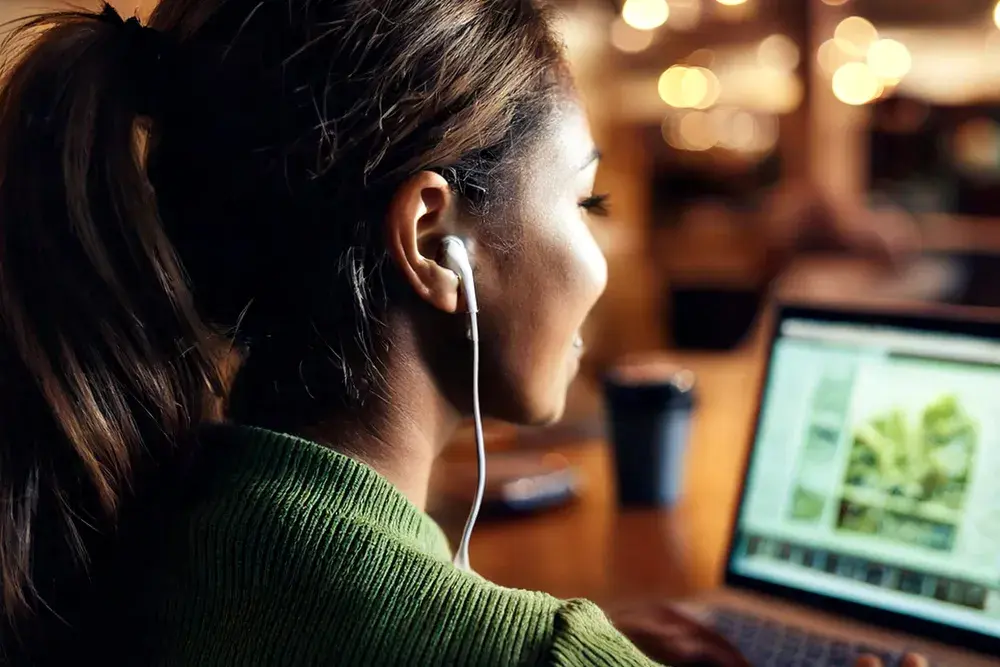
385 171 461 313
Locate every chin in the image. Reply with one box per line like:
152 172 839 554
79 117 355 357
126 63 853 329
522 394 567 427
486 369 570 426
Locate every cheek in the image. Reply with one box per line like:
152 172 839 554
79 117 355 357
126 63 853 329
538 223 606 342
512 216 608 421
537 217 607 356
571 220 608 304
475 205 607 425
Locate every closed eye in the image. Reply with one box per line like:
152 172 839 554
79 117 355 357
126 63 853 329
579 193 610 217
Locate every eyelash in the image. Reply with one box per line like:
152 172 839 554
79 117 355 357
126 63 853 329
579 193 610 217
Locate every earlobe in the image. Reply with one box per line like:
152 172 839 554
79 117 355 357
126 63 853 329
385 171 462 314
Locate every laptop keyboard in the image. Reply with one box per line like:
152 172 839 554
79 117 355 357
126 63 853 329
711 608 914 667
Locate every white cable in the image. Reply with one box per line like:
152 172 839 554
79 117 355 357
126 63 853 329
453 308 484 573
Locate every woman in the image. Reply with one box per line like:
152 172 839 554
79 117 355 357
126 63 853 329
0 2 923 665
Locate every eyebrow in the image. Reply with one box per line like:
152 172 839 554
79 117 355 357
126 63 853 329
580 147 601 171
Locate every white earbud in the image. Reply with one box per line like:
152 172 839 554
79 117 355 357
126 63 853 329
440 236 484 573
441 236 478 323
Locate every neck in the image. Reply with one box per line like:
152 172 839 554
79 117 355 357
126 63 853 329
300 328 462 510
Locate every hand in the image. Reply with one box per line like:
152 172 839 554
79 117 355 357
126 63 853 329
856 654 928 667
604 599 750 667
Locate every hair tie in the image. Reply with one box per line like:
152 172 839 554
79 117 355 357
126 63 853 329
97 3 175 117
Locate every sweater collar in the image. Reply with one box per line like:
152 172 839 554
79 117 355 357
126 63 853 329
200 423 453 562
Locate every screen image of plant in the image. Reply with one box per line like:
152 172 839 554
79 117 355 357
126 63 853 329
837 395 977 552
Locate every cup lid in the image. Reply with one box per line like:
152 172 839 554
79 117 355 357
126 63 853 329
606 356 696 393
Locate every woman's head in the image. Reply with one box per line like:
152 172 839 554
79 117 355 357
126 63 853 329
143 0 606 426
0 0 605 628
408 99 607 425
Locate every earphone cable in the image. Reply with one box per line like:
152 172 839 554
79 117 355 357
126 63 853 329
453 309 484 572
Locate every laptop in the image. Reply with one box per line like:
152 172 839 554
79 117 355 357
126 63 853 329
683 305 1000 667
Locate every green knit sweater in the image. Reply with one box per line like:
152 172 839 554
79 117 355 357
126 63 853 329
116 424 659 665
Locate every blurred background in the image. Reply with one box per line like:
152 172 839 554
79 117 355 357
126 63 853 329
561 0 1000 360
472 0 1000 440
6 0 1000 604
550 0 1000 425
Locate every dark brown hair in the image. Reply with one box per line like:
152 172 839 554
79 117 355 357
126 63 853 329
0 0 562 639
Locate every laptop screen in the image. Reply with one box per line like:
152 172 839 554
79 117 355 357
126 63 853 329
729 312 1000 639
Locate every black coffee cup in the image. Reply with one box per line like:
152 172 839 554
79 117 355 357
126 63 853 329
603 360 696 507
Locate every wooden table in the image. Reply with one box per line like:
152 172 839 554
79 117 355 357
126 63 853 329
441 342 766 606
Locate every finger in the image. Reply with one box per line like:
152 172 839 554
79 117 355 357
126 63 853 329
689 628 751 667
620 620 748 667
693 639 753 667
652 607 751 667
900 654 929 667
854 656 882 667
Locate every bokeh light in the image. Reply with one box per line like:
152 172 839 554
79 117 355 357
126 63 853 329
821 0 850 5
711 107 754 151
658 66 721 109
834 16 879 58
758 34 800 72
832 62 882 105
715 0 747 5
695 68 722 109
610 17 656 53
866 39 911 83
817 39 855 76
678 111 718 151
664 108 778 154
994 1 1000 30
728 111 758 150
622 0 670 31
661 115 681 149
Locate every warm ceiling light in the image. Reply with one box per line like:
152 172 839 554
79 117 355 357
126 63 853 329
758 34 800 72
994 1 1000 30
867 39 911 82
716 0 748 5
610 17 656 52
821 0 850 5
832 62 882 105
834 16 878 58
622 0 670 31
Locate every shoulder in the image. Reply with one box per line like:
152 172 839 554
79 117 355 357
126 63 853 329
138 426 655 665
163 496 567 664
136 427 560 664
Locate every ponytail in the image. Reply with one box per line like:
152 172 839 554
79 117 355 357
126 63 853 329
0 5 220 630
